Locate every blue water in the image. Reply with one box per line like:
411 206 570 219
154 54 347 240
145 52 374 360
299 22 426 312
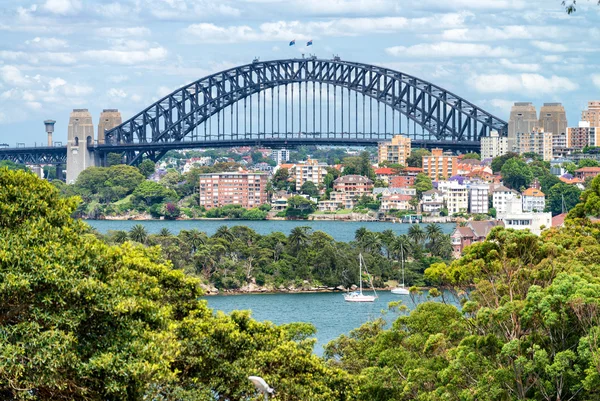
204 291 457 355
86 219 454 242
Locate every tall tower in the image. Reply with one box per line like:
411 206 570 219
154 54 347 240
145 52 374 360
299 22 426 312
44 120 56 147
66 109 96 184
539 103 567 136
97 109 122 144
508 102 538 151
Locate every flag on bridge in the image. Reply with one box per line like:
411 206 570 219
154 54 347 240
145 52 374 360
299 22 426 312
289 40 296 46
307 40 313 46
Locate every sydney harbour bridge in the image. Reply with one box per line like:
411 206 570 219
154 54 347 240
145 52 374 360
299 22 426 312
0 57 508 169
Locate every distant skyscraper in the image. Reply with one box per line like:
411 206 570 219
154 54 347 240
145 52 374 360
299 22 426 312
508 102 538 151
539 103 567 137
480 130 508 160
581 101 600 127
271 149 290 165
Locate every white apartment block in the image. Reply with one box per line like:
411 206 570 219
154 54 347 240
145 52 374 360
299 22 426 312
516 129 553 161
442 181 468 215
292 158 328 189
498 196 551 236
480 130 508 160
492 186 520 214
271 149 290 165
468 184 489 214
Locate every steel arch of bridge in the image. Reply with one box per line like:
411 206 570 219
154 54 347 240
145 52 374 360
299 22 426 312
104 58 507 163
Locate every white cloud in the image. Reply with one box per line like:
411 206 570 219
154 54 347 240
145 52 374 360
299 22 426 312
417 0 526 10
82 47 168 65
130 94 142 102
488 99 517 113
592 74 600 89
0 66 34 87
142 0 241 19
440 26 562 41
157 86 172 98
499 59 540 72
386 42 517 58
470 73 578 94
95 27 151 38
531 40 569 52
107 88 127 98
107 75 129 83
181 13 471 43
42 0 82 15
543 55 563 63
25 37 68 49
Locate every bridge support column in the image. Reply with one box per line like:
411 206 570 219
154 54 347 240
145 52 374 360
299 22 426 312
66 109 96 184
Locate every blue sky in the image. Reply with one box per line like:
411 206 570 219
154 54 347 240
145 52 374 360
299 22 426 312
0 0 597 145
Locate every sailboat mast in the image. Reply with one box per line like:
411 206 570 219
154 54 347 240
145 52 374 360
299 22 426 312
359 253 363 294
401 246 405 288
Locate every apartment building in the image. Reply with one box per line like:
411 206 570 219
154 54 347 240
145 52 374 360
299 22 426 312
516 128 553 161
468 184 489 214
521 187 546 212
199 171 268 209
480 130 508 159
378 135 411 165
422 148 457 180
581 101 600 126
567 121 600 150
492 186 520 214
331 175 374 209
271 149 290 165
292 158 328 189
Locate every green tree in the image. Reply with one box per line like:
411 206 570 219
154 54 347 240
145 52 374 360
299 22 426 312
406 148 431 168
342 152 374 180
272 168 291 191
129 223 149 243
137 159 156 178
414 173 433 198
285 196 316 218
491 151 520 173
578 158 600 168
300 181 320 198
106 152 123 166
0 160 28 171
461 152 480 160
501 158 533 189
546 182 582 216
132 181 177 207
288 226 311 254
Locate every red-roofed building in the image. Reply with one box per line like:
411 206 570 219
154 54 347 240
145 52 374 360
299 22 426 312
451 220 504 258
404 167 423 175
575 167 600 179
375 167 396 183
389 175 417 188
560 176 585 185
552 213 567 228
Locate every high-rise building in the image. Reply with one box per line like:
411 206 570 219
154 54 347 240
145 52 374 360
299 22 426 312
378 135 411 165
516 128 553 161
97 109 122 145
292 158 328 189
508 102 538 151
66 109 96 184
567 121 600 150
270 149 290 165
581 101 600 126
539 103 567 138
198 171 268 209
422 148 457 180
480 130 508 159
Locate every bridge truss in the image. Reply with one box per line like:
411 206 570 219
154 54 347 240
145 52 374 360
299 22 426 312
104 57 507 164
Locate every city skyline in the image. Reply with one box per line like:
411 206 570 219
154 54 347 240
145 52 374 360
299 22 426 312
0 0 598 144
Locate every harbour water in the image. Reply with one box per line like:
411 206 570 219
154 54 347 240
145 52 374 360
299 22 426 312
86 219 455 242
204 291 457 355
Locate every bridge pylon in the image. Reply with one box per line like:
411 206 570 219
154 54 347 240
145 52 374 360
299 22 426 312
66 109 96 184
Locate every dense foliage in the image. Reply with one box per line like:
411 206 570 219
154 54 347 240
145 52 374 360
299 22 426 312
0 168 356 400
103 224 453 290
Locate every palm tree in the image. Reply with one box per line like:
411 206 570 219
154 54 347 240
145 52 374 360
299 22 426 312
159 228 172 237
425 223 442 241
354 227 368 243
112 230 129 244
129 224 148 244
391 235 411 262
408 224 426 249
214 225 235 242
361 231 382 254
181 229 206 255
430 234 453 259
380 229 396 258
289 226 311 254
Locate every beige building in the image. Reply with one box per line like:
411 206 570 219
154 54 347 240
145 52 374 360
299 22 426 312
378 135 411 165
480 130 508 159
508 102 538 151
422 148 457 180
291 158 328 189
331 175 374 209
582 101 600 127
539 103 567 138
567 121 600 149
198 171 268 209
516 128 553 161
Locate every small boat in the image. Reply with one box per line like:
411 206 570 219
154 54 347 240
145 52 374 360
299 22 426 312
391 242 409 295
344 253 377 302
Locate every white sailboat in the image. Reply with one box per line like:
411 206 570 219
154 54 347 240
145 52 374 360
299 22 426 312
344 253 377 302
391 242 409 295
